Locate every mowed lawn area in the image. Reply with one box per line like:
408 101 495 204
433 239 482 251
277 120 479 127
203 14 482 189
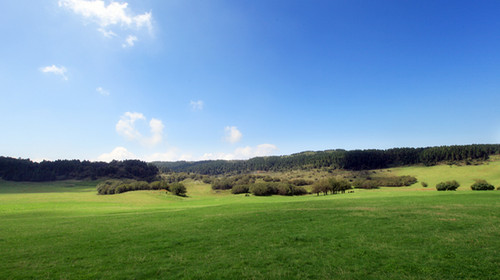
0 179 499 279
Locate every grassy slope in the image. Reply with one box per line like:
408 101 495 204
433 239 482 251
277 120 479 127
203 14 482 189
1 167 500 279
389 155 500 191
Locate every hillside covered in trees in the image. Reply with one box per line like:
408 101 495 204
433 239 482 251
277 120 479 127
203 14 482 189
154 144 500 175
0 158 158 182
1 144 499 181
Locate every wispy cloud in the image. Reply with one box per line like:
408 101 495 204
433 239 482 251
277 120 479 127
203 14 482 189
59 0 153 47
97 146 136 162
224 126 242 143
97 28 117 38
96 87 110 96
147 118 164 146
116 112 145 140
122 35 137 48
190 100 204 111
115 112 164 147
39 65 68 80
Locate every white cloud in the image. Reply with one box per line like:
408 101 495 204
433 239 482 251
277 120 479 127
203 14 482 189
39 65 68 80
190 100 204 111
122 35 137 48
96 87 110 96
98 28 117 38
59 0 152 47
253 144 279 157
144 149 193 162
116 112 145 140
59 0 152 30
97 146 136 162
200 144 278 160
145 118 164 146
225 126 242 143
115 112 164 147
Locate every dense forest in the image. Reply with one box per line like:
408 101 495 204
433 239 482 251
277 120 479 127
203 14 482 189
0 157 158 182
1 144 499 182
154 144 500 175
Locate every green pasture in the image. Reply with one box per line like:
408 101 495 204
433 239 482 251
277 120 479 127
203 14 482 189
1 173 499 279
389 156 500 191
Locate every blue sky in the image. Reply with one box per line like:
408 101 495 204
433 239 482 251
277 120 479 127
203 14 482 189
1 0 500 162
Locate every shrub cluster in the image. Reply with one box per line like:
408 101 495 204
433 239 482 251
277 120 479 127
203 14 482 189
231 184 250 194
382 175 418 186
212 175 257 190
436 180 460 191
289 178 314 186
470 180 495 191
248 182 307 196
262 176 281 182
312 178 352 195
352 180 379 189
162 172 212 184
96 179 184 195
353 175 417 189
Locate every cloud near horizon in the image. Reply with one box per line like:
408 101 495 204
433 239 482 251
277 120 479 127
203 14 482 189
143 149 193 162
97 143 277 162
201 144 278 160
97 146 136 162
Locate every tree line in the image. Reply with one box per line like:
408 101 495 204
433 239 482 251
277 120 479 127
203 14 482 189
153 144 500 175
0 157 159 182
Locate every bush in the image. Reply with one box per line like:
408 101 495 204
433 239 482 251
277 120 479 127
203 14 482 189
211 179 234 190
202 176 213 184
312 179 330 195
231 184 250 194
372 176 417 187
171 182 187 196
421 182 428 188
470 179 494 191
436 180 460 191
273 183 307 196
289 185 308 195
353 180 379 189
289 178 313 186
311 178 351 195
150 180 170 191
249 182 277 196
97 179 171 195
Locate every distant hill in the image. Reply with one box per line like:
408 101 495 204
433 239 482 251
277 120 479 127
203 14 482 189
153 144 500 175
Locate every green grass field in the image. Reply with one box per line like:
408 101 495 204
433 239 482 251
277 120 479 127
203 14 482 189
389 157 500 191
1 164 500 279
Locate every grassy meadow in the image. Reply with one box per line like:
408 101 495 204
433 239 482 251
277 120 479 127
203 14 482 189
1 163 500 279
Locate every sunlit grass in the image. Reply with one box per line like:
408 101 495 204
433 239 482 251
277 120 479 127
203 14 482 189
1 171 499 279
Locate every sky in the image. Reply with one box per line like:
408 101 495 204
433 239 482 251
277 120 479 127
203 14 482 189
2 0 500 162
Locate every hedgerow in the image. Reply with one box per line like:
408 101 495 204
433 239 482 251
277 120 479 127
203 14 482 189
97 179 175 195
